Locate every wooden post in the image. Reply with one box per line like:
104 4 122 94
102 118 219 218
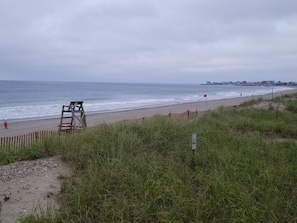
35 131 39 142
276 102 279 119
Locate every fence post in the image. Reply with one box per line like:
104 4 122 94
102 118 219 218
35 131 39 143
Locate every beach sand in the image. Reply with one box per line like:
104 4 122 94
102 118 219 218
1 89 296 137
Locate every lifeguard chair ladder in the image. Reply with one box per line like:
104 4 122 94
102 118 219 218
59 101 87 132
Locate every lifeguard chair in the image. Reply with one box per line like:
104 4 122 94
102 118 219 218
59 101 87 132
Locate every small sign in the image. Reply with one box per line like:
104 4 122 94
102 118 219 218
192 133 196 151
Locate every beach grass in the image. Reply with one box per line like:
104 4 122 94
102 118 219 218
0 144 50 166
2 93 297 222
43 98 297 222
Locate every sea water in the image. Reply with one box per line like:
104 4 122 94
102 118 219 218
0 80 292 121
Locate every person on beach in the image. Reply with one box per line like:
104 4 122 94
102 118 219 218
4 120 8 129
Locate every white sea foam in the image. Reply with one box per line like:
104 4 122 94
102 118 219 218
0 104 61 121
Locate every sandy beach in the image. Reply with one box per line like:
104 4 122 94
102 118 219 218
1 89 296 137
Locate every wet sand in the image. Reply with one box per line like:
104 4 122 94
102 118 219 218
1 89 296 137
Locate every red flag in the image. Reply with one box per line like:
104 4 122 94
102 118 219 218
204 94 207 97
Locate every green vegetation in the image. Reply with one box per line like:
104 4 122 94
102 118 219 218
18 212 54 223
18 215 39 223
272 93 297 113
2 93 297 222
0 144 51 166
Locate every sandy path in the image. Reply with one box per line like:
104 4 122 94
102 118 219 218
0 156 71 223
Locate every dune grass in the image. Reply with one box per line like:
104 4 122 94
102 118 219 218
2 93 297 222
0 144 51 166
40 102 296 222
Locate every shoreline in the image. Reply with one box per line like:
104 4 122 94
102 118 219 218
1 89 296 137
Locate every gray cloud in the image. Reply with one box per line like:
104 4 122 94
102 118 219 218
0 0 296 83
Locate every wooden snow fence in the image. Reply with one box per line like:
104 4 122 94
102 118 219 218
0 131 62 152
138 110 206 121
168 110 199 120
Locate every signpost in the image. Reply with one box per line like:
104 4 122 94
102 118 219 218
192 133 196 155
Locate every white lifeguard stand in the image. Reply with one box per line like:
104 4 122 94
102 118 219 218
59 101 87 132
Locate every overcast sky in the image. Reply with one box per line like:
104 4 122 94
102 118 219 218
0 0 296 84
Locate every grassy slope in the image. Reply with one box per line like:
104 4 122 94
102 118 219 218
2 93 297 223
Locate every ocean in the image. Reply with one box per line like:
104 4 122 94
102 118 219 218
0 80 293 121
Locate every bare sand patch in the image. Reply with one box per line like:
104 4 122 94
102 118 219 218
253 101 287 111
0 156 71 223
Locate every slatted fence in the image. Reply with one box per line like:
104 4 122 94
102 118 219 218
168 110 199 120
0 131 58 152
140 110 204 121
